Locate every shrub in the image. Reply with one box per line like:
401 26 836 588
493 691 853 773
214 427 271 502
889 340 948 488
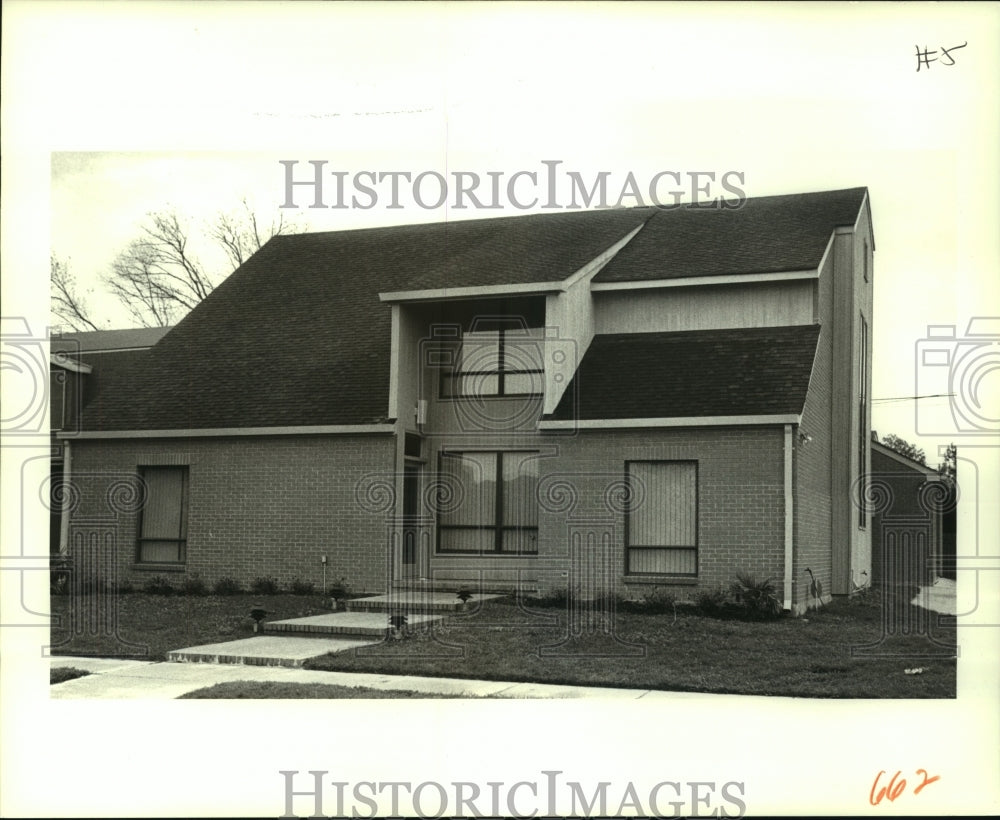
694 586 730 616
116 580 135 594
730 572 781 620
213 576 242 596
181 576 208 596
251 576 280 595
50 666 91 685
326 577 350 599
523 588 569 608
290 578 315 595
143 575 175 596
50 556 72 595
628 586 677 615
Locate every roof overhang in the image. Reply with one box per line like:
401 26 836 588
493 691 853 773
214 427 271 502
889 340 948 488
590 269 819 292
58 423 396 440
49 353 92 374
379 282 565 303
539 414 800 431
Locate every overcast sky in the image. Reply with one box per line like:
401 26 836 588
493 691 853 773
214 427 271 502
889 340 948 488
5 2 1000 816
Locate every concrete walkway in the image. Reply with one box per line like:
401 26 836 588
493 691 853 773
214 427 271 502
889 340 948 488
47 655 701 700
911 576 957 615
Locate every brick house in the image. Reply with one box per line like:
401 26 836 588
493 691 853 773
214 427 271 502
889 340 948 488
869 437 946 589
54 187 874 614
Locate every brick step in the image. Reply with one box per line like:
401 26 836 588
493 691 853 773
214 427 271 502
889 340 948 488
345 592 505 614
392 579 537 595
264 611 446 638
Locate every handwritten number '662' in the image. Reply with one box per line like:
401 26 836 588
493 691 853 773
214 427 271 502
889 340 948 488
869 769 941 805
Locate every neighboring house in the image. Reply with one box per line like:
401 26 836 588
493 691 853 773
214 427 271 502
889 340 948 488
49 327 172 554
869 437 946 588
55 187 874 614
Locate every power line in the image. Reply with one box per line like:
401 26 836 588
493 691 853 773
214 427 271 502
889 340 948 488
871 393 954 404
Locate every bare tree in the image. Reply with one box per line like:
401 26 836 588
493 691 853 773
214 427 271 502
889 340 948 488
51 256 101 332
211 198 288 269
100 204 293 327
105 240 181 327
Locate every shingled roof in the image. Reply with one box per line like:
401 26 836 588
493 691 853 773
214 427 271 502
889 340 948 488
74 208 652 430
548 325 822 420
52 326 172 355
594 187 868 282
73 188 861 431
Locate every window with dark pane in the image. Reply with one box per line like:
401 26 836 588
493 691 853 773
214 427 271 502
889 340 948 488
625 461 697 576
441 325 545 398
437 451 538 554
136 467 188 564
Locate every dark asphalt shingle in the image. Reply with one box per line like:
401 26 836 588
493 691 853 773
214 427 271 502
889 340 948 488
594 187 868 282
548 325 822 420
75 209 651 430
73 189 862 431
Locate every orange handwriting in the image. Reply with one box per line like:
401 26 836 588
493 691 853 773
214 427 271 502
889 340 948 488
869 769 940 805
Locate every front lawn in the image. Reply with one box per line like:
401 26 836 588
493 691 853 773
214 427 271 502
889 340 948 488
49 592 330 661
304 590 956 698
48 588 956 697
180 681 465 699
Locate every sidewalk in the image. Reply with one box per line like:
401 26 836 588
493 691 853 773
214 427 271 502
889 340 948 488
911 576 957 616
47 655 703 700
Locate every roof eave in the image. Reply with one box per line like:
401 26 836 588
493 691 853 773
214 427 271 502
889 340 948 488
538 414 801 430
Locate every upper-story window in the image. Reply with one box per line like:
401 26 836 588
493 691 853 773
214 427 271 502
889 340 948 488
441 320 544 399
863 238 870 283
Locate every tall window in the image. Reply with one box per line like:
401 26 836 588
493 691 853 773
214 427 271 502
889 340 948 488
137 467 189 564
441 325 544 398
858 316 869 529
625 461 698 576
437 451 538 554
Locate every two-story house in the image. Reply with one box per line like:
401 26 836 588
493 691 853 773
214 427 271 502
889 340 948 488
55 187 874 614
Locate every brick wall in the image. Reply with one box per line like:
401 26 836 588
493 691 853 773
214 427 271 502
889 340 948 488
65 434 395 594
533 426 787 602
794 251 835 611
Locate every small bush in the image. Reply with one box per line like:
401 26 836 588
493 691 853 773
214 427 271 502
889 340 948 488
116 580 135 594
182 576 208 596
251 576 280 595
523 588 569 608
50 556 73 595
326 577 350 599
624 586 677 615
143 575 175 596
290 578 315 595
694 586 730 616
730 572 781 620
50 666 91 685
213 576 242 596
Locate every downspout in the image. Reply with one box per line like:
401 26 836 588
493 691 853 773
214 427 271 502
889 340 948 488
783 424 794 611
59 440 71 555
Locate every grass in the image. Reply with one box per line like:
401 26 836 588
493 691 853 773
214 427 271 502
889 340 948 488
179 681 465 699
49 592 331 661
49 587 956 698
303 589 956 698
50 666 91 685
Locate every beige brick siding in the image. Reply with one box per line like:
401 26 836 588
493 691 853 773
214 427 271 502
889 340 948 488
65 434 395 594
